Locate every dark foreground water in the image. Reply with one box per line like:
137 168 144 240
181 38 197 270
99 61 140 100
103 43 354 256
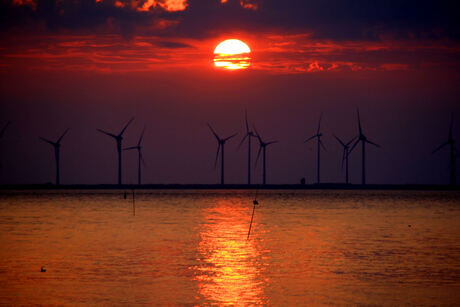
0 190 459 306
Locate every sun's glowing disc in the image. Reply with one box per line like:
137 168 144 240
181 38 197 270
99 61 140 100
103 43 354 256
213 39 251 70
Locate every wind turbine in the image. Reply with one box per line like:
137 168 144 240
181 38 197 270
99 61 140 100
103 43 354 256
254 126 278 185
237 110 256 184
350 109 380 185
39 128 69 185
304 113 326 184
334 135 356 184
433 113 456 185
124 127 146 185
208 123 237 185
98 118 134 185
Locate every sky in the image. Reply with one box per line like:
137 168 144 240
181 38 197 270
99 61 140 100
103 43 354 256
0 0 459 185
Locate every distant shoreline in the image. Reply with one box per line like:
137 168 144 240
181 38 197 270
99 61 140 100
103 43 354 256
0 183 459 191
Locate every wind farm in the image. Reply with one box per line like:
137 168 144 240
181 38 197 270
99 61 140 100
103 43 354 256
0 108 457 189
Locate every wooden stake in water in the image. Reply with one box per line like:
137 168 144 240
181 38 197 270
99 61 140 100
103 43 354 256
132 188 135 216
247 188 259 240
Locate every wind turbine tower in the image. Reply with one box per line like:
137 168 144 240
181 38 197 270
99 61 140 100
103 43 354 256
304 113 326 184
350 109 380 185
254 126 278 185
208 123 237 185
238 110 256 184
98 118 134 185
124 127 146 185
39 128 69 185
334 135 356 184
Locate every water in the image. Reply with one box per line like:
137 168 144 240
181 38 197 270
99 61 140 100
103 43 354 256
0 190 459 306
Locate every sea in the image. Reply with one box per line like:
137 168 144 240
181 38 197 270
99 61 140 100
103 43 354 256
0 190 459 306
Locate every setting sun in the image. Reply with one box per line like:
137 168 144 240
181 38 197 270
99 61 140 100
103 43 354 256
213 39 251 70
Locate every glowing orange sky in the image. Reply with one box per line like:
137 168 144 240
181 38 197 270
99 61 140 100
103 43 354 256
0 33 458 74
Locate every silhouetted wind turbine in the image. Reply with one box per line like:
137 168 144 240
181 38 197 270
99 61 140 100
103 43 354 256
254 126 278 185
433 113 456 185
334 135 356 184
304 113 326 184
237 110 255 184
98 118 134 185
208 123 237 185
39 128 69 185
350 109 380 185
124 127 146 185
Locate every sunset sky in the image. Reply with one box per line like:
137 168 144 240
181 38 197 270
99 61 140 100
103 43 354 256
0 0 459 184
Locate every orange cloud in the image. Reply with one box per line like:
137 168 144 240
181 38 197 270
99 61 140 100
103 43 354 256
138 0 187 12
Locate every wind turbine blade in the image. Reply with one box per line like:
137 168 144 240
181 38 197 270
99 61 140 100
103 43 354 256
207 123 220 141
346 136 357 146
224 133 237 142
124 146 138 150
0 121 10 138
57 128 69 143
39 137 55 146
253 125 263 144
245 109 249 133
138 127 146 146
237 134 248 151
140 151 147 166
317 112 323 135
266 140 278 146
214 144 221 169
304 135 316 143
97 129 117 138
366 139 380 148
357 108 362 135
350 139 360 154
432 141 449 154
333 134 345 147
255 146 262 167
320 140 327 151
119 117 134 136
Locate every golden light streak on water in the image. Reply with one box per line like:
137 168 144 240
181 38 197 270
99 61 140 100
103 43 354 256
193 200 267 305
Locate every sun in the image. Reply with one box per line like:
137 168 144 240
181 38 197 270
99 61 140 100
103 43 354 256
213 39 251 70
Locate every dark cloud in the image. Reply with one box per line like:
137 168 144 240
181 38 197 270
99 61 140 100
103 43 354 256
1 0 459 41
155 41 193 49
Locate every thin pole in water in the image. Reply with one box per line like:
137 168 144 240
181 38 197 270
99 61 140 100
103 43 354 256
247 187 259 240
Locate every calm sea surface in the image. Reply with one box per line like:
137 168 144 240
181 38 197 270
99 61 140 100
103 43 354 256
0 190 459 306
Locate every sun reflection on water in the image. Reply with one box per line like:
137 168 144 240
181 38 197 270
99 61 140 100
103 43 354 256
193 200 268 305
